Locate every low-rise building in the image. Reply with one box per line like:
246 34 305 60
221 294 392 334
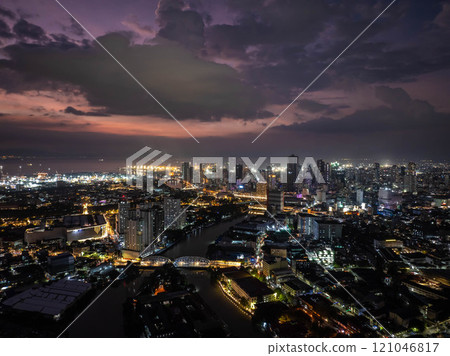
281 278 313 297
313 219 343 241
222 269 275 305
47 252 75 274
262 255 289 277
270 268 294 284
374 238 404 249
2 278 91 320
230 276 275 305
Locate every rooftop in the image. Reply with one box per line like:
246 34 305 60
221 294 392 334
282 278 312 292
233 277 274 298
63 214 106 228
2 278 91 317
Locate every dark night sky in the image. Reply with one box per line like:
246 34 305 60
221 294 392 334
0 0 449 162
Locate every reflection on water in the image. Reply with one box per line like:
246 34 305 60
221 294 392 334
162 216 244 260
66 271 151 337
68 216 258 337
180 269 259 338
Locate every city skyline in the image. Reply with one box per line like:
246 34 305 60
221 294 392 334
0 0 449 343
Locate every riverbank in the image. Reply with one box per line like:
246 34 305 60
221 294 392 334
63 215 256 337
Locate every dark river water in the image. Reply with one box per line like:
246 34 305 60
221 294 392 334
65 216 259 337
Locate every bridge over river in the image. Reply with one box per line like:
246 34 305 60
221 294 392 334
140 255 242 268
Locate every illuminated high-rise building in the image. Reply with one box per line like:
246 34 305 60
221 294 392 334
287 154 298 192
317 159 325 177
317 159 331 184
124 206 164 253
373 162 381 182
181 161 191 182
404 162 417 193
256 182 267 198
117 201 130 236
164 197 185 229
236 163 243 180
391 164 400 185
356 188 364 205
125 217 145 252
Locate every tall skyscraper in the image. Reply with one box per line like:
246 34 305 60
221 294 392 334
117 201 130 236
164 197 185 229
149 205 165 239
317 159 325 176
287 154 298 192
317 159 331 183
404 162 417 193
124 205 165 253
236 163 243 180
391 164 400 185
181 162 191 182
125 217 145 252
373 162 381 182
356 189 364 205
325 162 331 184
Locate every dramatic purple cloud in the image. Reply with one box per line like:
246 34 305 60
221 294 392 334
0 0 449 162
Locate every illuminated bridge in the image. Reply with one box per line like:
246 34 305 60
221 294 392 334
140 255 172 267
136 255 244 269
173 256 211 268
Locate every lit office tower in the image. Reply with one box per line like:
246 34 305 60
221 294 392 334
236 163 243 180
117 201 130 236
287 154 298 192
141 207 163 247
325 162 331 183
356 167 363 184
181 162 191 182
125 217 145 252
256 182 267 198
164 197 185 229
150 206 164 239
265 165 276 190
124 206 164 253
317 159 331 183
373 162 380 182
391 165 400 185
404 162 417 193
356 188 364 205
317 159 325 174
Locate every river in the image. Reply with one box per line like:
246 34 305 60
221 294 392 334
65 216 259 337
